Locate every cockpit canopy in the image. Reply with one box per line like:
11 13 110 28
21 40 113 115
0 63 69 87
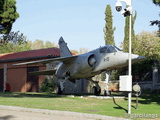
100 45 121 53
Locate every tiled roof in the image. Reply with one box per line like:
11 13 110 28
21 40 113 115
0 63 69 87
0 47 60 62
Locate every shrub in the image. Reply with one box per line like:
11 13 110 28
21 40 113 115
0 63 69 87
40 77 56 93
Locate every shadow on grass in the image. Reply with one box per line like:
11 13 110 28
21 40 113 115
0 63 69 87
0 115 15 120
123 92 160 106
0 92 65 98
132 93 160 105
0 92 93 98
112 97 128 113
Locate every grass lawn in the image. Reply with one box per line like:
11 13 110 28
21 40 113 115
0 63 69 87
0 92 160 119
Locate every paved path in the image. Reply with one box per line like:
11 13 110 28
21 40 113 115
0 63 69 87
0 109 94 120
0 105 128 120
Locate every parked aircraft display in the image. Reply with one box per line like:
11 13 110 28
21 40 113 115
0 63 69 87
14 37 145 94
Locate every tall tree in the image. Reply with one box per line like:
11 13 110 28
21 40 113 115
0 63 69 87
104 4 115 45
0 0 19 34
123 11 137 52
102 5 116 81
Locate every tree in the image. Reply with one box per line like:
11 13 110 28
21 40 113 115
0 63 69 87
150 0 160 36
70 49 78 55
104 4 115 45
79 47 88 54
45 41 54 48
0 31 31 53
131 31 160 81
31 39 45 50
30 40 58 50
103 5 117 81
150 20 160 37
123 11 137 52
152 0 160 6
120 31 160 82
133 31 160 60
0 0 19 34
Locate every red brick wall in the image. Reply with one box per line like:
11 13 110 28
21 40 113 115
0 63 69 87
0 61 47 92
8 67 26 92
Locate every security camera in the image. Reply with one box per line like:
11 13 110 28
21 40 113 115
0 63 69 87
115 1 122 12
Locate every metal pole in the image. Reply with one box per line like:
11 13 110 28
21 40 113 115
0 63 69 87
128 2 132 114
136 95 138 109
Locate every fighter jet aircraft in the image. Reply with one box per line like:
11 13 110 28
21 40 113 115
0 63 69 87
13 37 145 94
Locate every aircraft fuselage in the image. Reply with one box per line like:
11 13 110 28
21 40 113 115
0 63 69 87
55 45 145 80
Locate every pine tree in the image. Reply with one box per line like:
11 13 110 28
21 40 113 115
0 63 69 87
0 0 19 34
102 5 116 81
123 11 137 52
104 5 115 45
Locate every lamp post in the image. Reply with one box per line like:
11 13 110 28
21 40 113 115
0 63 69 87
115 0 132 114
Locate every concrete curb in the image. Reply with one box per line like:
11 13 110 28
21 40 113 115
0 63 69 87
88 96 125 99
0 105 129 120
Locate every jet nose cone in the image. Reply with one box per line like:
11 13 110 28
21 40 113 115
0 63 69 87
138 55 146 60
132 54 146 63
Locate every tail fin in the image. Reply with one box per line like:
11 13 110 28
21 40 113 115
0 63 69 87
58 37 72 57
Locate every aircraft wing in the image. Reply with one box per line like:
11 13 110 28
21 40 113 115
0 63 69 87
29 69 56 75
13 55 78 66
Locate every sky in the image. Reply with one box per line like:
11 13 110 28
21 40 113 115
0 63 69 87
12 0 160 51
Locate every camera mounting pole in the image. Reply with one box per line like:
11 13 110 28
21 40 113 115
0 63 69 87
115 0 132 114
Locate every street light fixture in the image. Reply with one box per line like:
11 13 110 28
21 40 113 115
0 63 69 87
115 0 132 114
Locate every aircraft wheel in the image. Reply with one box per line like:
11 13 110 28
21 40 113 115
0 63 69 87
92 86 97 95
93 86 101 95
104 90 107 96
104 90 111 96
97 87 101 95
